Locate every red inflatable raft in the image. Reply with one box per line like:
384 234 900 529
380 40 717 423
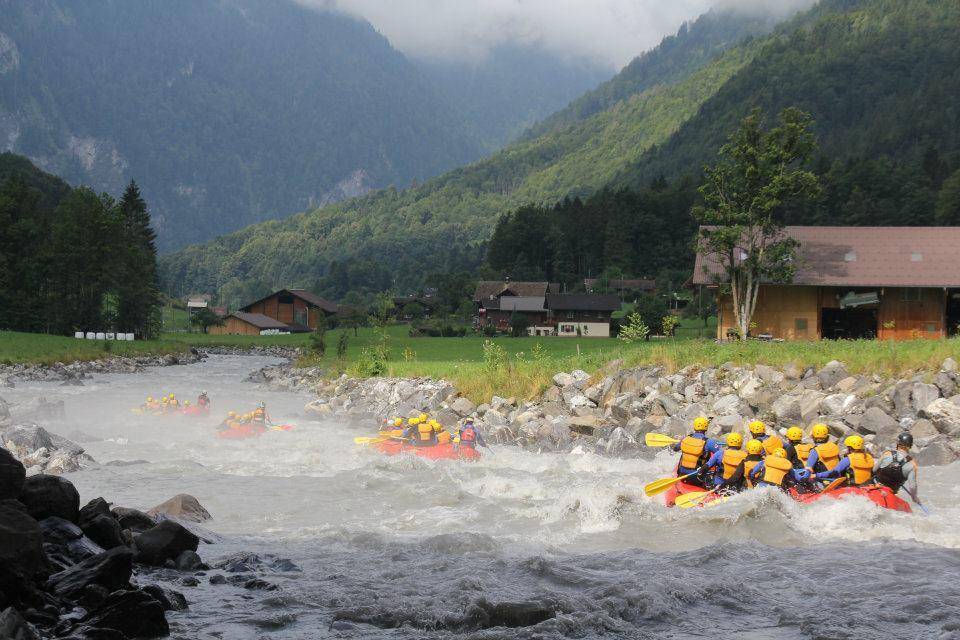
663 478 910 512
216 424 268 440
374 440 481 461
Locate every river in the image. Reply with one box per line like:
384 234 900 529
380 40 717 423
5 355 960 639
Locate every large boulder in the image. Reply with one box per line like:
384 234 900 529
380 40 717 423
911 383 941 413
919 399 960 436
817 361 850 390
1 425 54 453
0 500 44 594
913 440 960 467
0 607 41 640
857 407 900 439
0 447 25 500
134 520 199 566
81 515 126 551
19 474 80 523
146 494 211 523
48 547 133 599
111 507 155 533
39 516 105 563
79 590 169 639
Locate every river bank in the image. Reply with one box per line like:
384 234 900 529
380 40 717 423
262 357 960 466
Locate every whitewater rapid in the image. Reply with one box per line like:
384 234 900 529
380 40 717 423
5 355 960 639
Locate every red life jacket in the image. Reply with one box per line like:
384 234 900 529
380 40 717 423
460 426 477 447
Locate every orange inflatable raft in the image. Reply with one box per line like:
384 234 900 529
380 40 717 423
665 479 911 512
373 440 481 461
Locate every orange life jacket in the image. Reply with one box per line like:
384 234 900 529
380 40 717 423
760 455 793 486
814 441 840 471
417 423 435 443
762 435 783 456
743 455 763 488
846 451 875 486
460 426 477 446
721 448 748 480
437 431 451 445
679 436 707 469
794 443 813 467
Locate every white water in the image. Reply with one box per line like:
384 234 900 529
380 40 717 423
6 355 960 638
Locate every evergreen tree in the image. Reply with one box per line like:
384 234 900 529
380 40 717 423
116 181 161 338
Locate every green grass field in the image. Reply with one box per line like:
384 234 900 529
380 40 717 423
0 331 188 366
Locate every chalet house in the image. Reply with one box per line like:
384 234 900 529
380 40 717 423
692 226 960 340
209 312 291 336
474 281 620 337
240 289 338 332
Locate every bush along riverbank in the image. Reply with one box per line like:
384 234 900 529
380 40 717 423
265 358 960 466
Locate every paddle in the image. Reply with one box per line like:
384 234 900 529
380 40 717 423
644 433 679 447
675 490 712 509
644 471 698 497
820 477 846 493
354 436 386 445
271 424 295 432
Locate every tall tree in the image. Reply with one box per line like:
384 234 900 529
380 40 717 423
116 181 161 338
694 107 820 339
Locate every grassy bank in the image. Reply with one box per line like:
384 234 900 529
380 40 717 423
0 331 189 366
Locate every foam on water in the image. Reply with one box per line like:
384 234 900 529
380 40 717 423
8 355 960 638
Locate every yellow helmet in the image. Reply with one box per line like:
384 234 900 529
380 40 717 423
693 417 709 432
748 420 766 436
393 417 403 427
169 393 175 399
811 423 830 441
786 426 804 442
771 447 788 458
244 413 253 420
844 435 864 451
161 397 168 403
746 439 763 455
409 417 419 425
419 413 428 422
726 432 743 448
184 400 191 406
147 396 153 402
228 411 237 417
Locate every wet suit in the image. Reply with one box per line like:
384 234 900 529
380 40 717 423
749 461 809 488
458 424 486 449
875 451 923 507
704 448 748 491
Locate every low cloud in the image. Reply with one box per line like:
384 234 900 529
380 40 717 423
305 0 815 69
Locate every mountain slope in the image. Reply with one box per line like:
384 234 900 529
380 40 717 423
0 0 484 250
161 6 774 302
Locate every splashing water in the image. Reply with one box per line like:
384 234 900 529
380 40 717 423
7 355 960 638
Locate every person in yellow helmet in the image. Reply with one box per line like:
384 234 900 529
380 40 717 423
749 448 811 489
218 411 238 431
804 423 840 475
742 439 765 489
405 415 437 447
813 435 875 486
785 426 810 469
671 416 715 487
433 420 452 445
749 420 782 456
703 432 751 492
252 401 270 426
168 393 179 409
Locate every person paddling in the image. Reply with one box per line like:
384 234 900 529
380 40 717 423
705 432 749 492
749 420 783 456
875 432 927 513
812 435 874 487
672 417 713 487
456 418 487 451
803 423 841 476
197 391 210 410
750 448 810 489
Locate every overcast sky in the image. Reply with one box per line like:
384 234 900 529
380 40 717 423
306 0 814 69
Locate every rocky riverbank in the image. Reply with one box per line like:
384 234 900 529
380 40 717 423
0 352 206 386
265 358 960 466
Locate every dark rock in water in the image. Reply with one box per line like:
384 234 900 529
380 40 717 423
134 520 199 566
1 425 54 452
0 500 44 594
0 606 42 640
79 584 110 610
111 507 155 533
461 598 557 629
58 625 126 639
208 574 226 585
80 590 169 639
39 516 105 563
0 447 26 500
242 577 277 591
214 551 301 573
79 498 112 524
147 493 211 522
81 514 126 551
180 576 199 587
141 584 188 611
175 549 203 571
48 547 133 599
20 474 80 523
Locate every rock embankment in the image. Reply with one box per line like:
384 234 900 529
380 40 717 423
1 397 92 475
0 444 214 639
271 358 960 466
201 345 301 359
0 351 205 386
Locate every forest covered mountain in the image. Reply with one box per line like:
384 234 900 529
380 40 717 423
162 0 960 304
0 0 491 250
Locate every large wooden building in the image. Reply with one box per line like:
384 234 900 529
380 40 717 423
692 226 960 340
210 312 291 336
240 289 338 331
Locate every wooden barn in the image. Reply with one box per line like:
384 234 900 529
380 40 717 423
240 289 338 331
692 226 960 341
210 312 291 336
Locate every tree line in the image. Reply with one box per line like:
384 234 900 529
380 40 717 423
0 154 161 338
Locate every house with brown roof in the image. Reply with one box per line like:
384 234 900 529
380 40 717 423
473 281 620 336
239 289 338 331
209 312 292 336
692 226 960 340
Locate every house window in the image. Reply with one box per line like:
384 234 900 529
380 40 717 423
278 294 294 304
901 288 922 302
795 318 808 333
560 324 575 334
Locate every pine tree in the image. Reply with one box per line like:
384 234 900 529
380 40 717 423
116 181 161 338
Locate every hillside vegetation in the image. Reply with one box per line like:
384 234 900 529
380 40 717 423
162 0 960 303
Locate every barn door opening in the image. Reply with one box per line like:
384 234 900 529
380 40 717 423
947 291 960 336
821 307 878 340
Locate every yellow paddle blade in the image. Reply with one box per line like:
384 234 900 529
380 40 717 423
354 436 386 445
675 491 712 508
644 433 679 447
644 472 695 497
820 477 846 493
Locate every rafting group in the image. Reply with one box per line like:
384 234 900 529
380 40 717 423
355 413 489 460
215 402 294 439
135 391 211 417
645 417 924 513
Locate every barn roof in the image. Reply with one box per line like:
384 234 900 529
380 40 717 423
692 226 960 288
546 294 622 312
230 312 290 330
240 289 338 313
473 281 559 300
